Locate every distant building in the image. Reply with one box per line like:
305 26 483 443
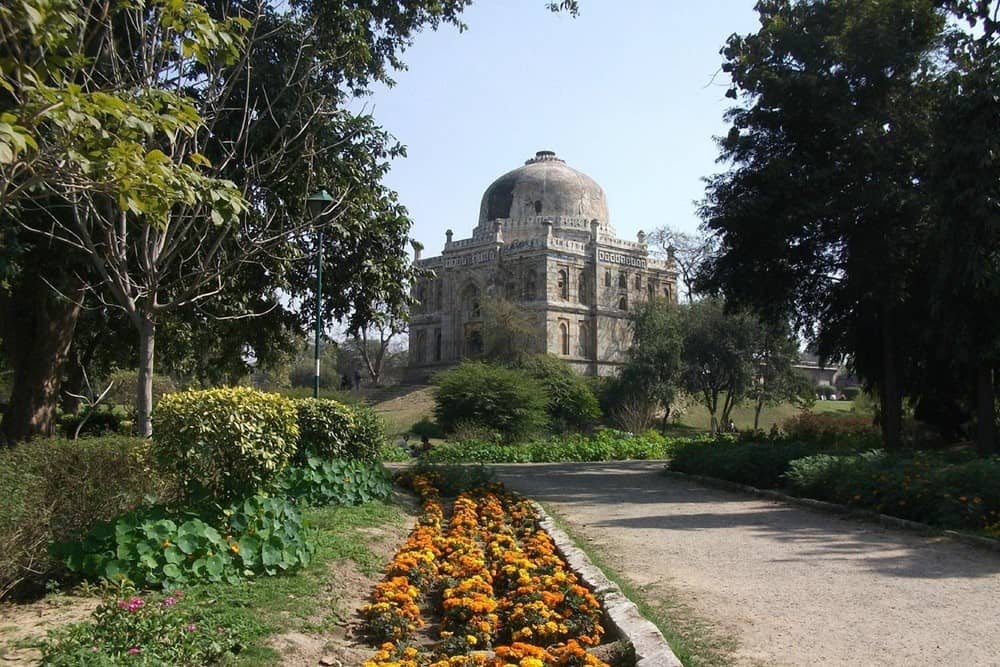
406 150 678 379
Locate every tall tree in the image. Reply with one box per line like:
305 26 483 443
619 298 684 429
647 226 715 303
699 0 945 449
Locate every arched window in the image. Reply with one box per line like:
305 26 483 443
619 296 628 311
618 272 627 288
525 270 537 300
434 281 443 310
560 322 570 355
664 284 673 301
578 322 590 357
434 329 442 361
604 270 612 287
635 275 642 290
558 269 569 300
578 271 587 304
647 282 655 300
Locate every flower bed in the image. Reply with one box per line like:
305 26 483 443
362 475 612 666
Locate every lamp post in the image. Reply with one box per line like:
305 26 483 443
307 189 334 399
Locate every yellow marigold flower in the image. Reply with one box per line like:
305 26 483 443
465 635 477 645
230 542 240 554
161 539 171 549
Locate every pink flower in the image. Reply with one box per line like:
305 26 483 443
128 647 140 655
162 596 177 607
126 597 145 613
186 623 197 633
116 600 128 609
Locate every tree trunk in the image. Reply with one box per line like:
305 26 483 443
136 316 156 437
0 276 85 445
975 363 996 457
754 395 764 431
880 315 902 451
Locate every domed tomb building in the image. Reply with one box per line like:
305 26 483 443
406 150 677 378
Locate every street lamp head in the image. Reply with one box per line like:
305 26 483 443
306 189 334 218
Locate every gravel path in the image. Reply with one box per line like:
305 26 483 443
491 461 1000 667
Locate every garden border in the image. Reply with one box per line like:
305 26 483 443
661 469 1000 554
529 501 683 667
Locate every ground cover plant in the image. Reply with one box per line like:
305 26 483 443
39 500 406 665
277 457 393 507
425 429 690 464
360 471 613 666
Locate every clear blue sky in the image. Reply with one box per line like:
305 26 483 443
357 1 762 257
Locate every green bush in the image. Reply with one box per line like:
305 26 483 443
277 458 393 506
785 449 1000 530
293 398 355 463
668 438 825 489
842 386 862 401
41 590 247 665
153 387 299 503
410 416 445 440
518 354 601 432
433 361 549 443
782 411 880 448
346 403 387 462
107 369 177 418
426 429 682 464
55 495 314 588
0 437 164 599
58 409 125 438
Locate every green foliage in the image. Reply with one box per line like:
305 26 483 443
619 299 683 415
56 495 314 588
58 409 125 438
347 403 388 462
0 437 164 599
518 354 601 432
782 412 881 449
426 429 682 464
106 369 177 417
433 361 549 443
153 387 299 502
668 439 826 489
403 461 495 497
785 450 1000 531
293 398 355 463
41 589 248 665
277 458 392 506
410 416 446 439
842 387 862 401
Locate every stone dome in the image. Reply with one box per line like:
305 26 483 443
477 151 610 228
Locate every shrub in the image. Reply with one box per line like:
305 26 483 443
668 438 825 489
277 457 393 506
0 437 163 599
410 416 445 440
107 369 177 417
41 589 247 665
293 398 355 463
58 408 124 438
346 403 387 462
782 411 880 448
55 495 314 587
433 361 549 443
842 386 862 401
517 354 601 431
426 429 680 464
153 387 299 503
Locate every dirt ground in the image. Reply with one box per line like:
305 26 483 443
491 461 1000 667
0 594 100 664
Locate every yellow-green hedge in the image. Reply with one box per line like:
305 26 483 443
153 387 298 502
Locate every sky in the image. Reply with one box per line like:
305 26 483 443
357 0 763 258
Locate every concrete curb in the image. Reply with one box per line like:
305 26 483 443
530 501 683 667
661 469 1000 554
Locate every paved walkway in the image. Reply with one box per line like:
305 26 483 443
491 461 1000 667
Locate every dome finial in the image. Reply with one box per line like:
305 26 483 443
525 150 564 165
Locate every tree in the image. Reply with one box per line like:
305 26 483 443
619 298 684 430
481 297 542 364
699 0 945 449
921 1 1000 455
647 226 716 303
349 304 409 386
749 324 813 431
679 299 760 432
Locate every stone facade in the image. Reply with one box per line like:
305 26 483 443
407 150 677 379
